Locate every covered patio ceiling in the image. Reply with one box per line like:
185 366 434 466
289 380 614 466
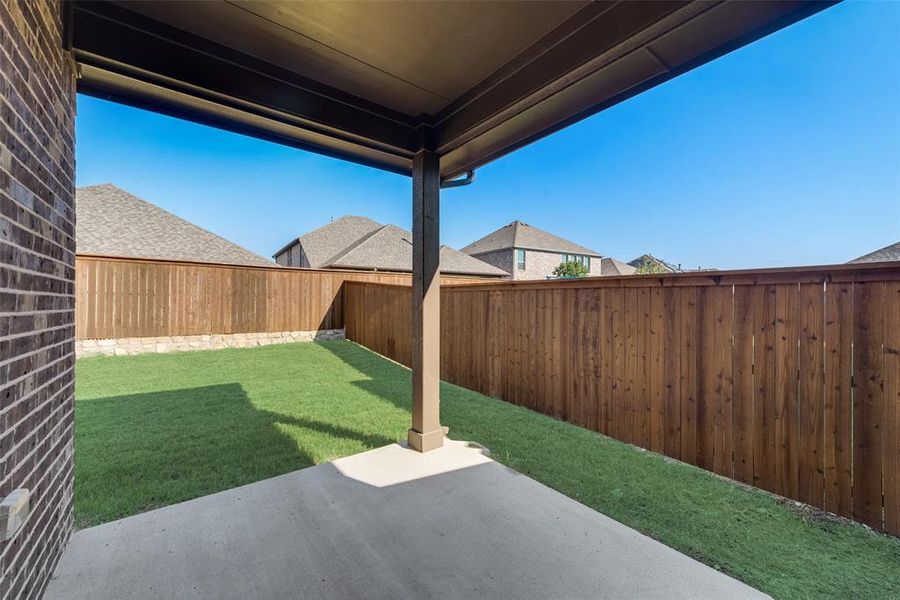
67 0 834 179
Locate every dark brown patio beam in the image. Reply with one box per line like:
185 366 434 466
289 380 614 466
70 1 419 174
77 65 414 176
409 146 443 452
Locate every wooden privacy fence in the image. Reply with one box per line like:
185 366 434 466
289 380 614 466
344 263 900 535
75 255 485 339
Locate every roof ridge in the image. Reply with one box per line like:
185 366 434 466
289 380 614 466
324 221 505 276
86 185 267 259
849 240 900 263
76 185 272 266
274 215 380 259
629 253 684 272
511 220 523 247
78 182 117 189
281 214 384 264
461 219 600 257
323 223 389 266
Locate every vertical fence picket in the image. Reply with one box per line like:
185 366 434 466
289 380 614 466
884 281 900 535
798 283 825 508
853 281 885 529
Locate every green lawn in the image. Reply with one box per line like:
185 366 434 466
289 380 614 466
76 341 900 599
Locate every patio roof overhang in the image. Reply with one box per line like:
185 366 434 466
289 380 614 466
65 0 836 452
67 0 834 179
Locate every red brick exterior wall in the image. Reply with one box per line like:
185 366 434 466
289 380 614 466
0 1 76 598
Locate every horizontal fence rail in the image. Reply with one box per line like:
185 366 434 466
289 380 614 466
344 263 900 535
74 255 486 340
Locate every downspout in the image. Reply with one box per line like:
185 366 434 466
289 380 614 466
440 170 475 189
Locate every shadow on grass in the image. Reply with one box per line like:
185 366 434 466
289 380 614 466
315 341 413 410
315 341 502 446
75 381 389 528
256 409 397 449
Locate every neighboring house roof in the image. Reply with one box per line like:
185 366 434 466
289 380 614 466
600 257 636 276
461 220 601 257
76 184 273 267
274 215 382 265
627 254 684 273
848 241 900 263
276 216 507 277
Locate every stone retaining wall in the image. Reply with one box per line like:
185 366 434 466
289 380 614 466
75 329 345 358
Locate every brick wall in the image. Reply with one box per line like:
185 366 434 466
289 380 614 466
469 249 514 277
0 1 76 598
473 248 602 280
518 249 602 280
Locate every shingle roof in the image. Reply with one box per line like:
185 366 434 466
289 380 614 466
849 241 900 264
627 254 684 273
460 220 601 257
275 215 383 266
600 257 636 276
76 184 273 267
278 216 507 277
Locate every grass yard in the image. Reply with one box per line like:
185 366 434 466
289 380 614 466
76 341 900 599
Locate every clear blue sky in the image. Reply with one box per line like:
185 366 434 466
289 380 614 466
76 1 899 270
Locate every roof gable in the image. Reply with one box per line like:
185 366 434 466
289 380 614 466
461 220 601 257
329 224 413 271
279 215 382 266
76 184 272 267
600 257 637 276
628 254 684 273
288 217 507 277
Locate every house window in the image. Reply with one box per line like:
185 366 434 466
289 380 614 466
561 254 590 270
516 248 526 270
286 251 293 267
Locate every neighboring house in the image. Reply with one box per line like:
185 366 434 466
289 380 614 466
461 220 602 280
274 216 507 277
848 241 900 263
76 184 273 266
600 257 636 276
628 254 685 273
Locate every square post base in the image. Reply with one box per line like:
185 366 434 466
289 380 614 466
407 428 444 452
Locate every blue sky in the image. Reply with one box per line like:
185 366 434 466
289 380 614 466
76 1 899 270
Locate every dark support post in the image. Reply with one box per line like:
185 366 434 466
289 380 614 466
409 147 444 452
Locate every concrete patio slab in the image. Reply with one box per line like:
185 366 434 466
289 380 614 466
46 440 768 599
